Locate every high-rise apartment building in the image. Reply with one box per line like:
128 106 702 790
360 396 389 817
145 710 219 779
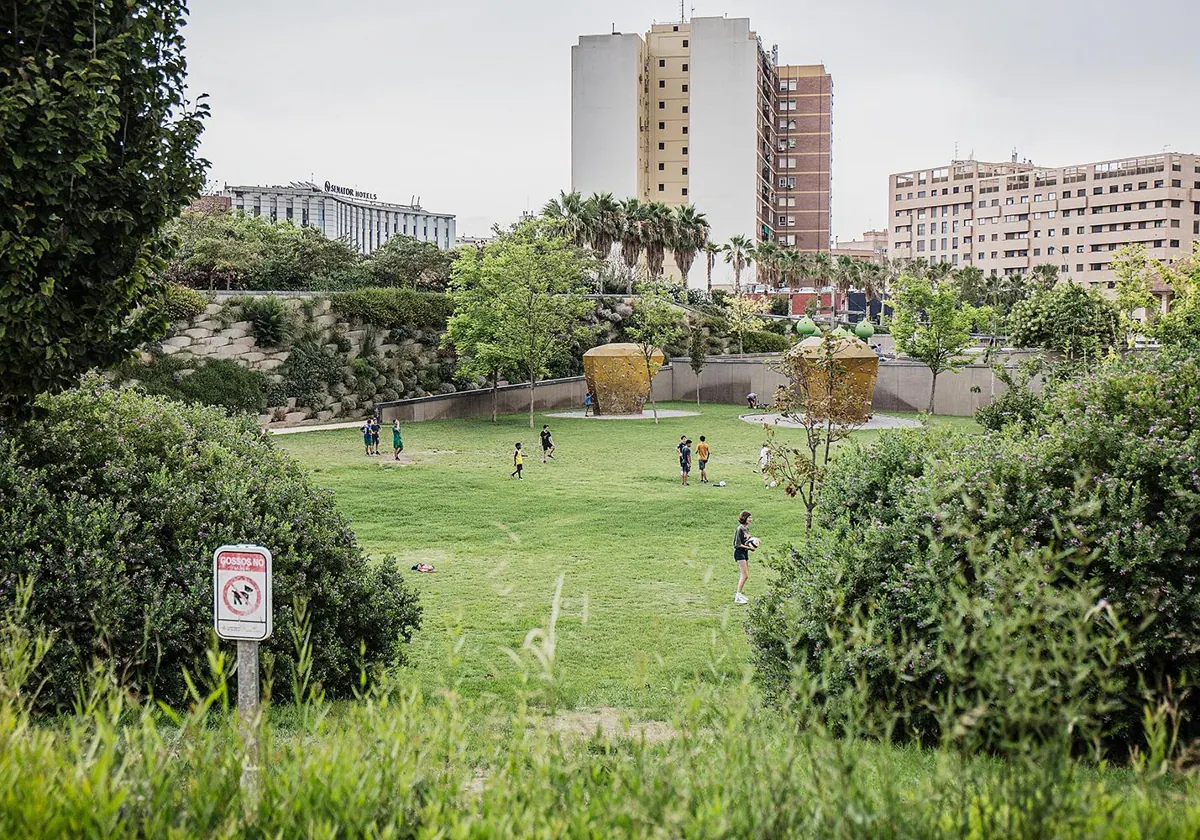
572 17 832 287
888 152 1200 291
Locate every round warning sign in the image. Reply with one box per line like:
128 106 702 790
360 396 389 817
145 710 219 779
222 575 262 617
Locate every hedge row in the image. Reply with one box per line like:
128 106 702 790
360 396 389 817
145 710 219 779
330 287 453 330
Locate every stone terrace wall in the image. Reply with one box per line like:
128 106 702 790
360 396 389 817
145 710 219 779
140 295 459 425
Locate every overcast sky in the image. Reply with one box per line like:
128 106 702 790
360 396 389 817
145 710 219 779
186 0 1200 243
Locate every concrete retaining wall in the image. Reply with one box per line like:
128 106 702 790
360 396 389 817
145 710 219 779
378 355 1022 422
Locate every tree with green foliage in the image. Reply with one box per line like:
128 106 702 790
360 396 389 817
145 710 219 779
888 274 987 413
0 0 209 417
724 294 768 354
444 246 513 422
626 287 684 423
368 234 454 291
688 319 708 405
723 236 754 295
1150 244 1200 349
461 220 595 427
1110 245 1156 348
1006 282 1121 363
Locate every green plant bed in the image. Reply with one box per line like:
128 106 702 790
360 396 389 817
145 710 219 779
331 287 453 330
118 356 268 415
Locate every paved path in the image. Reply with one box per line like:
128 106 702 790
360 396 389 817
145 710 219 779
545 409 701 420
267 421 363 435
740 412 921 430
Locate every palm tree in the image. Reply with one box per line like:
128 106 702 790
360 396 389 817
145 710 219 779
584 192 622 261
723 235 753 294
753 241 780 290
832 255 860 320
859 261 884 307
776 248 801 290
541 190 587 247
702 241 721 294
670 205 710 286
1029 263 1060 291
927 259 954 289
638 202 675 279
810 250 833 313
618 198 644 294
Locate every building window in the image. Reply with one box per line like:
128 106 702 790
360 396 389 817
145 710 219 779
682 84 688 92
658 184 664 192
1172 179 1182 188
682 63 688 71
659 59 665 67
658 121 665 129
682 39 688 46
658 163 665 171
682 146 688 154
659 101 665 109
682 126 688 134
1171 239 1181 247
682 167 688 175
682 188 688 196
681 105 688 113
659 80 665 88
658 142 665 150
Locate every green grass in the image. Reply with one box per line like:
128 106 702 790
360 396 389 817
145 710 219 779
278 402 978 716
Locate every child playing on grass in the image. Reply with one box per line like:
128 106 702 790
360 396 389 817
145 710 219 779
511 442 524 479
361 421 373 456
392 420 404 460
680 438 692 486
540 424 556 462
733 510 756 604
696 436 710 484
759 442 771 485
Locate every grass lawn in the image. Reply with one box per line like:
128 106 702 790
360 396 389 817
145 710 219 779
278 402 978 716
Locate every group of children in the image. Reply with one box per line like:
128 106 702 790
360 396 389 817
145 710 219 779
361 417 404 460
675 434 712 486
510 424 557 479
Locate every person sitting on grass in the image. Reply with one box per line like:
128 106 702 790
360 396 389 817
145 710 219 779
511 442 524 480
540 424 556 463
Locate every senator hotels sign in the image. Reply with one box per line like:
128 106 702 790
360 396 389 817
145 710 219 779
324 181 378 201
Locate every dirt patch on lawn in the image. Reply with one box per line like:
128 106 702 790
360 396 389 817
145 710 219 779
548 707 677 743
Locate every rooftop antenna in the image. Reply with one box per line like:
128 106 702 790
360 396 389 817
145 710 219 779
1011 147 1018 163
611 22 616 34
954 140 959 160
679 0 685 22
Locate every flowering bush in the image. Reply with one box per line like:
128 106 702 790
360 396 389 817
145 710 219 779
749 350 1200 748
0 376 421 709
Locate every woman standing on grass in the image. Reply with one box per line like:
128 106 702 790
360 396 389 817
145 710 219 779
733 510 756 605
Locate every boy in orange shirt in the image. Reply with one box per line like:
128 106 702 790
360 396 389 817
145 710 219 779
696 436 711 484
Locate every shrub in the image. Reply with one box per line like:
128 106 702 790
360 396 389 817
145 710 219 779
750 351 1200 747
240 295 293 348
0 376 421 710
330 287 453 330
281 342 344 409
742 329 790 354
158 283 208 322
127 356 268 415
973 357 1046 432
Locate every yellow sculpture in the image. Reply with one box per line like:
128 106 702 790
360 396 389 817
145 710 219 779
790 335 879 423
583 343 665 415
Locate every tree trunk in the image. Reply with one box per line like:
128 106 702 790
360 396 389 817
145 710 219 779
928 370 938 414
696 371 701 405
491 370 498 423
528 367 536 429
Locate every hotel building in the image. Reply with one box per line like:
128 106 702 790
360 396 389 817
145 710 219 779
571 16 832 287
223 181 456 255
888 152 1200 291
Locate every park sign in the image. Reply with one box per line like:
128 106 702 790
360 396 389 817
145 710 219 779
213 545 273 641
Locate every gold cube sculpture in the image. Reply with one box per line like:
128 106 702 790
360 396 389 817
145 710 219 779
792 335 879 423
582 343 665 415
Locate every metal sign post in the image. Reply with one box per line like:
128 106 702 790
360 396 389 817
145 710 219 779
213 544 273 805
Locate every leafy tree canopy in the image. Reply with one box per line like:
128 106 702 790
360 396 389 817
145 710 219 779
0 0 209 416
1006 282 1121 359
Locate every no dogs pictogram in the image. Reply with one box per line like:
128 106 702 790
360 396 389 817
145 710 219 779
222 575 262 617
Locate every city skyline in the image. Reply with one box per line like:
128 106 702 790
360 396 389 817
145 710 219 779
185 0 1200 243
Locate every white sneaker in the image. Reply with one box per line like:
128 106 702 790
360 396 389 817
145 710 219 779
734 593 749 605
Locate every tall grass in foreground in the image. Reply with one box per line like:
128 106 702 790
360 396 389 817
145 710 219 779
1 584 1198 838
